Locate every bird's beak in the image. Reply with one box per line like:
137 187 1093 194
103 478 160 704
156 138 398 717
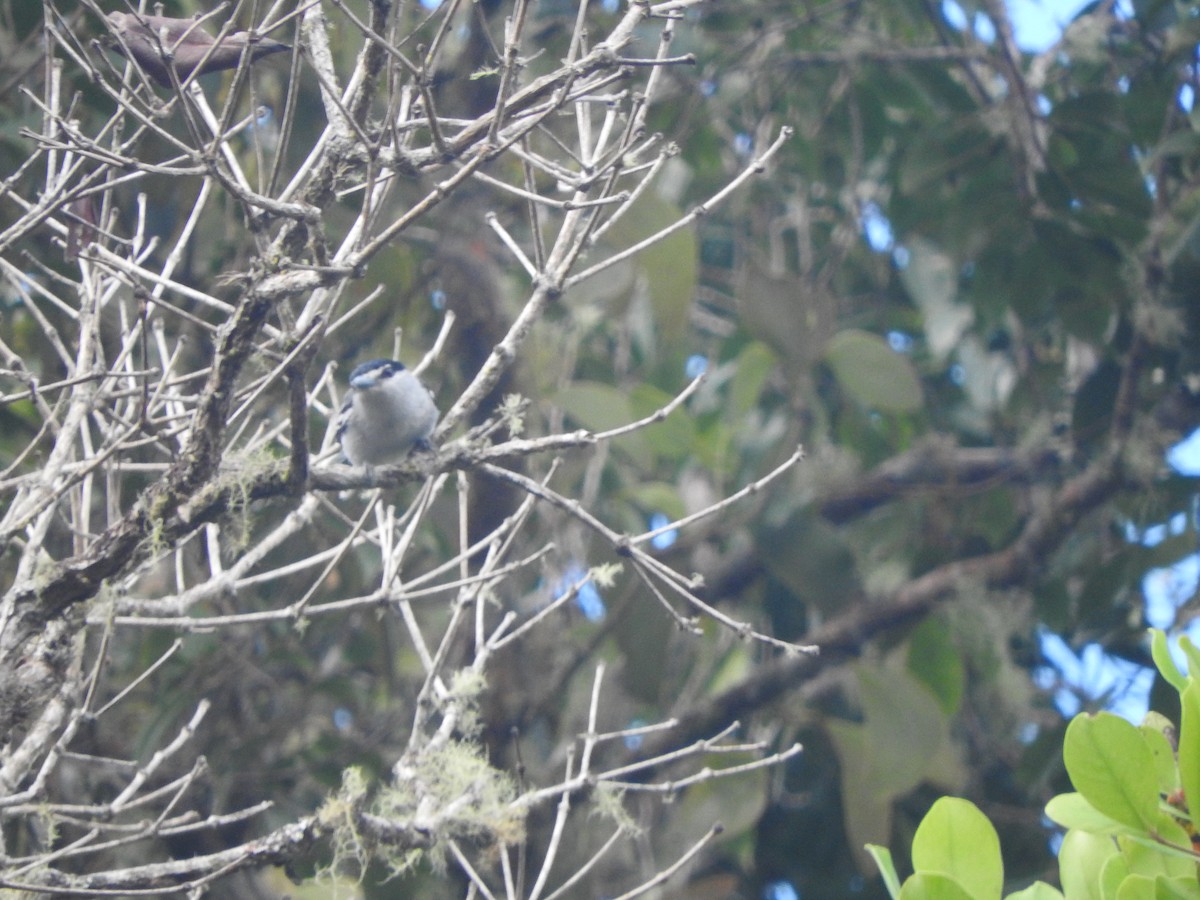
350 371 380 390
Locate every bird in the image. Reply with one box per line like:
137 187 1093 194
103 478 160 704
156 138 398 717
336 359 439 467
105 12 290 87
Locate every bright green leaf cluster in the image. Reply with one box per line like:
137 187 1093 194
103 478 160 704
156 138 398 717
1044 630 1200 898
867 797 1048 900
871 629 1200 900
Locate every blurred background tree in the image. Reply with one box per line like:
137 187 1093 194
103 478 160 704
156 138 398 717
0 0 1198 897
658 0 1200 895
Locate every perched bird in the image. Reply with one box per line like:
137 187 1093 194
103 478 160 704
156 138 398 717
105 12 290 87
336 359 439 466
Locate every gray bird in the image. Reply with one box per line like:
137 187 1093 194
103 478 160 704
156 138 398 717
105 12 290 87
336 359 439 466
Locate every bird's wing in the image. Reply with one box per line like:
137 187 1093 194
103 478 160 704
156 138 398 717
334 392 354 444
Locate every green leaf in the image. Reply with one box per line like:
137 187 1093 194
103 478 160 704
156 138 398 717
1179 637 1200 681
759 513 861 616
867 844 903 900
1151 630 1188 694
907 616 965 716
1045 793 1138 835
734 270 836 373
554 381 649 466
899 872 978 900
605 192 696 350
1115 874 1156 900
1101 853 1133 898
1176 680 1200 835
729 341 778 417
555 381 635 433
1063 713 1160 831
675 763 769 856
911 797 1003 900
827 719 896 872
629 383 697 463
1138 722 1179 797
1071 362 1121 451
1059 829 1119 900
858 665 949 794
824 329 923 413
1153 875 1200 900
706 642 752 695
1006 883 1065 900
1118 814 1196 872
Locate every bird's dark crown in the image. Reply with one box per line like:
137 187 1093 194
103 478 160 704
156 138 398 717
348 358 406 384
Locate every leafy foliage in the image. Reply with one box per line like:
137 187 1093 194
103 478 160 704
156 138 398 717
872 630 1200 900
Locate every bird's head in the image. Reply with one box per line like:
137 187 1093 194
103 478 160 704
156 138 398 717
348 359 407 391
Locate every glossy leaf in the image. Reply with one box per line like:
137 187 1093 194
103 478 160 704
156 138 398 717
1179 637 1200 683
911 797 1002 900
1058 829 1119 900
1005 883 1065 900
1118 815 1196 870
1101 854 1133 898
1138 721 1179 797
867 844 903 900
899 872 978 900
1115 874 1156 900
1176 680 1200 836
1152 875 1200 900
1046 792 1138 836
1151 630 1189 694
1063 714 1159 831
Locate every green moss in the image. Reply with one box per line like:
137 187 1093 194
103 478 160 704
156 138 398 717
320 743 526 886
498 393 528 437
317 767 372 894
593 782 640 835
